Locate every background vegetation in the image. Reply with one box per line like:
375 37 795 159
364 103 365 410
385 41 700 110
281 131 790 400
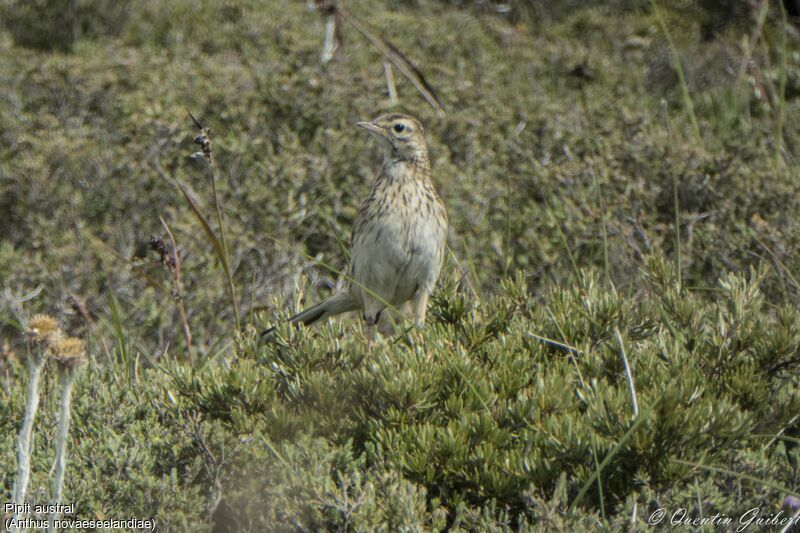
2 0 800 530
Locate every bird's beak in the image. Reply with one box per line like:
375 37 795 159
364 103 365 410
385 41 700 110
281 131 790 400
356 121 385 137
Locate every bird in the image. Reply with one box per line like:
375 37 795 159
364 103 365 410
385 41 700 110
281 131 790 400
263 113 448 345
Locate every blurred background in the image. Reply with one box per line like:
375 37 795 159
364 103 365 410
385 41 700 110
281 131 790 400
1 0 798 359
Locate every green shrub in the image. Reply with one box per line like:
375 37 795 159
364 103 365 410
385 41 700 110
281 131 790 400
150 262 800 528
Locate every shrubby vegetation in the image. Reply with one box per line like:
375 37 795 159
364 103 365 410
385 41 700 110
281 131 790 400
2 0 800 529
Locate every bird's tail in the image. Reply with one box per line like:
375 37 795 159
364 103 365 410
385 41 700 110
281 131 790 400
261 292 359 337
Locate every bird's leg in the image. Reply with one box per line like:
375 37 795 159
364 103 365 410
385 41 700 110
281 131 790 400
410 290 430 345
363 308 382 353
411 290 430 327
365 324 373 353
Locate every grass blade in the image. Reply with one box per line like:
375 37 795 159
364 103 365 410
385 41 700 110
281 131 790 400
176 180 227 268
651 0 702 146
569 412 648 511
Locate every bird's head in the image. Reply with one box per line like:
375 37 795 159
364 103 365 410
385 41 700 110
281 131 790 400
357 114 427 161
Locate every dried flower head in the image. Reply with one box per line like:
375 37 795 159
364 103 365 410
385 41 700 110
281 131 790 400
25 314 62 347
149 235 176 269
187 110 213 165
51 337 87 372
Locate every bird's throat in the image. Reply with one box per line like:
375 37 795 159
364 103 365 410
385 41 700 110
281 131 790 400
382 155 430 184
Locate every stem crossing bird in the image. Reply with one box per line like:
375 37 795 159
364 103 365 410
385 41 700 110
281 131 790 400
263 114 448 343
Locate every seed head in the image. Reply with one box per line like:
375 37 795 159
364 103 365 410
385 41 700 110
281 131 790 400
187 110 213 165
148 235 176 269
51 337 87 372
25 314 62 347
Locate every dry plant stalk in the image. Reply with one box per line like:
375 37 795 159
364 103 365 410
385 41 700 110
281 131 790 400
318 1 341 63
181 110 241 331
149 223 193 359
12 315 61 530
49 336 87 532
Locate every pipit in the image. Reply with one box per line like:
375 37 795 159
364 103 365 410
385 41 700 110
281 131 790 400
264 113 447 343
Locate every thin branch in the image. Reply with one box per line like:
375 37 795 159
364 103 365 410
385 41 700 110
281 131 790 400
160 217 193 359
335 5 446 116
321 14 338 63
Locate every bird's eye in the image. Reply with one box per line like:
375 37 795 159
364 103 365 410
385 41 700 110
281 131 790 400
393 124 405 133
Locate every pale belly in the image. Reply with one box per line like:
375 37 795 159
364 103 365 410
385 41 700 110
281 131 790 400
350 205 444 308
